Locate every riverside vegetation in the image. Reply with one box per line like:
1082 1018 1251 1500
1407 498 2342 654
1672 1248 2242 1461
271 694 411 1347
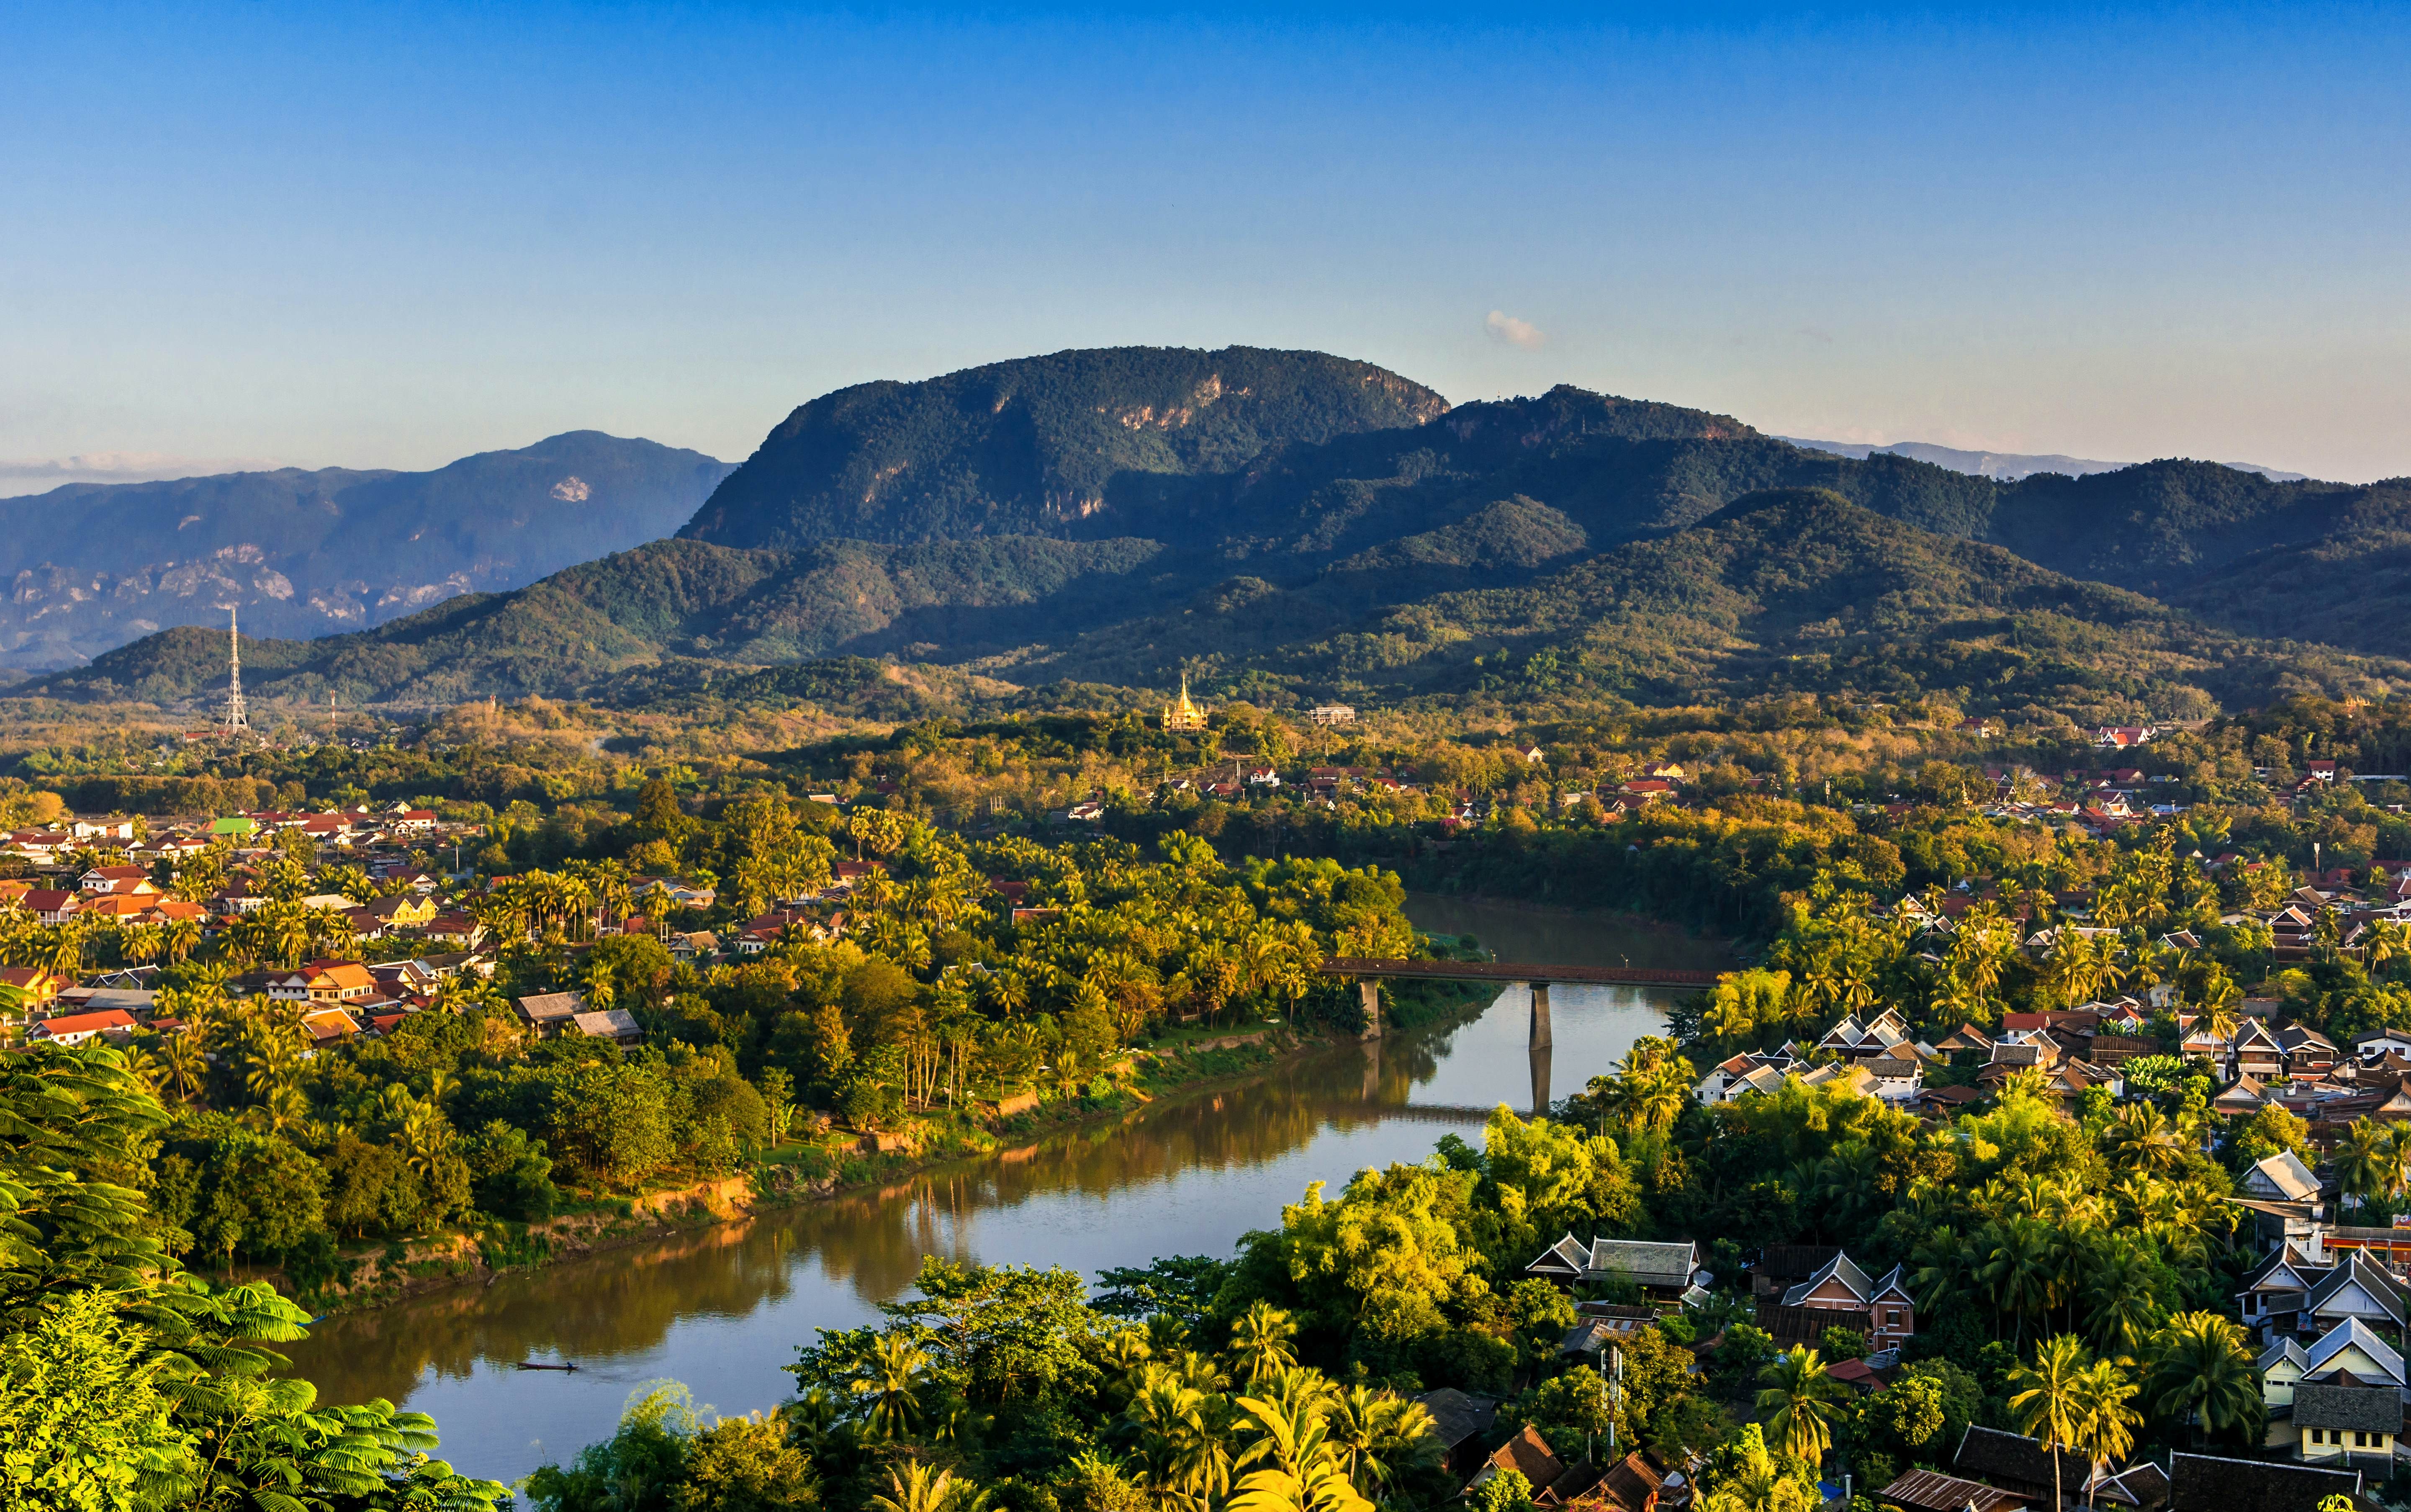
17 345 2411 1511
14 688 2411 1505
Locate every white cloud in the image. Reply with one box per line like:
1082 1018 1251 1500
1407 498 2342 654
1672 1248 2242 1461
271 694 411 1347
1484 310 1546 350
0 452 285 498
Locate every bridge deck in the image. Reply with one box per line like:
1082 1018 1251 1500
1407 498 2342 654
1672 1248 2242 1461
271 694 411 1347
1319 957 1722 989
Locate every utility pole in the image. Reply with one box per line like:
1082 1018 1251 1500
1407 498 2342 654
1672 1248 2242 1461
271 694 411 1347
220 608 250 739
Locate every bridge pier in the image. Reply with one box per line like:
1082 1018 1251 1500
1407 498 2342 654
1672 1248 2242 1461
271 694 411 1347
1359 980 1382 1040
1528 981 1553 1049
1530 1039 1552 1118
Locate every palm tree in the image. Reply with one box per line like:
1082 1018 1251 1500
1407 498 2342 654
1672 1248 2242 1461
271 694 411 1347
2008 1335 2090 1512
2104 1104 2185 1176
2335 1119 2394 1216
1981 1218 2063 1344
1611 1044 1694 1134
1227 1381 1373 1512
2146 1311 2261 1445
1324 1386 1434 1497
1127 1373 1232 1507
158 1033 205 1104
2080 1237 2162 1358
120 923 163 967
36 926 82 977
2070 1358 2142 1507
163 915 202 965
2369 918 2411 980
1910 1226 1976 1314
869 1459 982 1512
853 1334 931 1440
2198 974 2241 1046
123 1043 173 1101
240 1013 305 1106
1230 1301 1301 1388
1755 1345 1846 1470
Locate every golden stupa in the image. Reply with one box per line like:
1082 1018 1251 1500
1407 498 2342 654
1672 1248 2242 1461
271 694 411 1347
1160 673 1208 733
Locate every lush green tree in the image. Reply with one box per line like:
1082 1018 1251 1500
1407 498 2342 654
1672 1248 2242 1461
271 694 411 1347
0 1289 191 1507
1756 1346 1846 1470
2008 1335 2091 1512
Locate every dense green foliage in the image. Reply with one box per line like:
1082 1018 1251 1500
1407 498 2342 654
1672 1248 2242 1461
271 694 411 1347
32 347 2411 718
0 1044 507 1509
679 345 1452 550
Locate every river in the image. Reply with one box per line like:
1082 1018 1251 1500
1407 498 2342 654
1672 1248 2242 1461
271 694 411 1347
284 897 1728 1483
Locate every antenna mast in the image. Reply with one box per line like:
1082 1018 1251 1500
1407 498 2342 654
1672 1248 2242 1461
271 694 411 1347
221 607 250 738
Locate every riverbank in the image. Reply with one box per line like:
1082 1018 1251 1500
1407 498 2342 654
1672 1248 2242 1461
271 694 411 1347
283 971 1676 1482
284 982 1497 1317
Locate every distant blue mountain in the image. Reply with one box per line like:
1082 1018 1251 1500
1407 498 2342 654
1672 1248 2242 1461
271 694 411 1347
0 432 730 669
1781 436 2308 483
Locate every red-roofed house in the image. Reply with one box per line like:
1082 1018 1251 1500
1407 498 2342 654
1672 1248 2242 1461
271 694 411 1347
28 1009 138 1047
19 890 80 925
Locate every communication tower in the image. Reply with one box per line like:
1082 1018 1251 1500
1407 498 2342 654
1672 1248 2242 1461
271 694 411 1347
221 608 250 738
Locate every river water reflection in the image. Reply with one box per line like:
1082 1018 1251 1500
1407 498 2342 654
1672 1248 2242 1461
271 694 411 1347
285 898 1726 1482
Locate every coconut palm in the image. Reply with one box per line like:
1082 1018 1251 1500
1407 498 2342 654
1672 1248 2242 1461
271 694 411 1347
157 1032 205 1104
2369 919 2411 980
2080 1237 2163 1358
1755 1345 1846 1470
869 1459 983 1512
119 923 163 966
163 915 203 964
1981 1217 2064 1343
1229 1301 1301 1388
1610 1043 1695 1134
2070 1358 2142 1507
2334 1119 2393 1216
2008 1335 2090 1512
1227 1380 1373 1512
1911 1225 1977 1314
2104 1104 2185 1176
2198 974 2241 1045
2146 1311 2261 1445
1126 1372 1232 1507
853 1334 932 1440
1324 1385 1434 1496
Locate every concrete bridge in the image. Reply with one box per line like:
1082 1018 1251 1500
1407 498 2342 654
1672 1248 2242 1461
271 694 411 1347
1319 957 1721 1046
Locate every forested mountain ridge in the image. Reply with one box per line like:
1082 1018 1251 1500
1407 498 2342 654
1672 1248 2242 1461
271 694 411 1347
32 346 2411 715
993 489 2398 724
0 431 732 669
678 346 1450 550
40 491 2401 729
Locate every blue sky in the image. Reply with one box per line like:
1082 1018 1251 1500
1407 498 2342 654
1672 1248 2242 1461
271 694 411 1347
4 2 2408 489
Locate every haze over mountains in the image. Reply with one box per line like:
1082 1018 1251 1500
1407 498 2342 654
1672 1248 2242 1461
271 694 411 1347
29 346 2411 722
0 433 730 669
1779 437 2310 484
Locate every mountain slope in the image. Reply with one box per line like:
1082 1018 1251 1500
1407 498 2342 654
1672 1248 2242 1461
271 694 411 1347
34 347 2411 715
31 535 1164 706
679 346 1449 549
43 490 2399 728
987 489 2398 722
0 432 731 669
